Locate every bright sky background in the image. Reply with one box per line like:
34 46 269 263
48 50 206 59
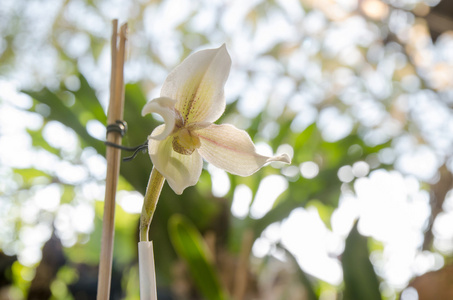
1 0 453 298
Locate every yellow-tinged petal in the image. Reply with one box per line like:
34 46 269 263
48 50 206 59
142 97 179 140
148 125 203 195
161 44 231 124
195 124 291 176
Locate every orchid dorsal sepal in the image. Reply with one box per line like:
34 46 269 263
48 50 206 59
142 44 291 194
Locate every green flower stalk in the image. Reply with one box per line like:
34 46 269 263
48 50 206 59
139 167 165 242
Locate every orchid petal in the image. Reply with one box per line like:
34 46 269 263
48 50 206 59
161 44 231 124
142 97 178 140
196 124 291 176
149 125 203 194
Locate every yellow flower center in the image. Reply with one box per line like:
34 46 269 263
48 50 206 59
172 128 201 155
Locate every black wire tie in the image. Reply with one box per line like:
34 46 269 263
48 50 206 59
106 120 128 137
104 140 148 162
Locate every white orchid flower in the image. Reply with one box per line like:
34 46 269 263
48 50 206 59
142 44 291 194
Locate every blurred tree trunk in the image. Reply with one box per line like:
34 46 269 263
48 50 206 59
0 252 17 300
423 164 453 251
406 264 453 300
27 232 65 300
426 0 453 41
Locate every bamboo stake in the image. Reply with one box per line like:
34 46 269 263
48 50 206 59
96 20 127 300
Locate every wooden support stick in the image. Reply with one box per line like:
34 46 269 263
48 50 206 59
96 20 127 300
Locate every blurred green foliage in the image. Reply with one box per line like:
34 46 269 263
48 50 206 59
169 215 228 300
342 223 381 300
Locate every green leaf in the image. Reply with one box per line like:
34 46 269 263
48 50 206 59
342 222 381 300
13 168 51 186
23 86 104 153
26 128 60 155
278 244 318 300
70 75 107 124
168 215 228 300
306 200 334 230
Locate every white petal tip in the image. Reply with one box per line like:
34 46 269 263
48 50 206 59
141 101 155 117
167 177 193 195
268 153 291 164
142 97 179 141
149 132 168 141
142 97 178 117
148 123 175 140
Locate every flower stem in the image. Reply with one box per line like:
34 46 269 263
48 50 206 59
140 167 165 242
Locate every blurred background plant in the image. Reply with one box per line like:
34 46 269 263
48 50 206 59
1 0 453 299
